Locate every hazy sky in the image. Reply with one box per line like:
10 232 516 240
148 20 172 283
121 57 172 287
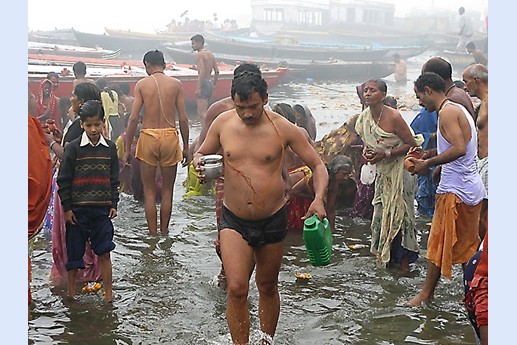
28 0 487 34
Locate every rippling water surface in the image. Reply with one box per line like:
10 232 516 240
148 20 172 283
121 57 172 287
29 59 478 344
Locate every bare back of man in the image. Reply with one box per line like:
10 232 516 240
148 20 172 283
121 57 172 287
124 50 189 235
72 77 95 90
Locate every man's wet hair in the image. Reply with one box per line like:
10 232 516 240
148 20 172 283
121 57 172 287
231 71 268 101
190 34 205 45
414 72 446 93
422 57 452 80
143 50 165 66
79 100 105 122
234 63 261 77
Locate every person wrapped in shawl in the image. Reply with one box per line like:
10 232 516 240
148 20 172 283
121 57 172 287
314 114 373 220
35 78 62 132
355 79 423 272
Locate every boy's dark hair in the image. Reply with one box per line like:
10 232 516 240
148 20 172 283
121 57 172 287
143 50 165 66
190 34 205 45
79 100 105 122
231 71 268 101
414 72 446 93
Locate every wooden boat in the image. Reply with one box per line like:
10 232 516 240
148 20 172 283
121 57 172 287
28 55 288 105
164 46 394 81
104 27 191 41
254 25 430 58
72 29 173 55
28 28 78 46
384 45 429 60
29 41 121 60
439 51 476 71
200 31 391 62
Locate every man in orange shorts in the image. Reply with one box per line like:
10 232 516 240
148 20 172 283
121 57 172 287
124 50 190 234
407 72 485 306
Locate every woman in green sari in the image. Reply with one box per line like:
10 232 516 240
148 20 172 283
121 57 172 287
355 79 423 272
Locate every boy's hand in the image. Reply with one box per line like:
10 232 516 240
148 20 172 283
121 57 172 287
64 210 76 225
109 208 117 219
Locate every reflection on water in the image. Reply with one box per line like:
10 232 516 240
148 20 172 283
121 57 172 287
29 76 477 344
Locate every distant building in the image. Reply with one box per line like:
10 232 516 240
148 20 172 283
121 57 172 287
251 0 395 34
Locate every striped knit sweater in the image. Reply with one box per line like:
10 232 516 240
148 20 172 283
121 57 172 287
57 137 120 212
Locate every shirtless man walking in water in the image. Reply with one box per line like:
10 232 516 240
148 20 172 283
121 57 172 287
124 50 190 235
194 71 328 344
191 34 219 120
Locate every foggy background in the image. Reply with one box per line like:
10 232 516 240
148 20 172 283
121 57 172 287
28 0 487 34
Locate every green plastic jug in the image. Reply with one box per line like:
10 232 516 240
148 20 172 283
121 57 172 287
302 214 333 266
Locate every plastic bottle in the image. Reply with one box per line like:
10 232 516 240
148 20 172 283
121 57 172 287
302 214 333 266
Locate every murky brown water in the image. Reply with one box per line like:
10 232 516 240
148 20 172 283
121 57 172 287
29 56 478 344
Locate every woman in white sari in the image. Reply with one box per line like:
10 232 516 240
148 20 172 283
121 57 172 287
355 79 423 272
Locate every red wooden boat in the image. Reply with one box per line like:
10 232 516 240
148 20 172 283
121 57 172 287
28 54 289 105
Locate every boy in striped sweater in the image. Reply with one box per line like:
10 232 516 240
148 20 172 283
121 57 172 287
57 100 119 303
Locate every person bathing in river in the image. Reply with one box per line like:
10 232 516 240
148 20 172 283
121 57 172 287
355 79 423 273
193 70 328 345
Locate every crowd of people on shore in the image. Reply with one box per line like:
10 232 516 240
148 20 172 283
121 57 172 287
28 38 488 344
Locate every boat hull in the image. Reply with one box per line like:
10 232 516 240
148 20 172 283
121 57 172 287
28 59 288 106
439 51 476 71
201 32 390 62
165 46 394 81
73 30 172 55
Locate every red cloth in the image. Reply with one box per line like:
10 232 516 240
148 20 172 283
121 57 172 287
474 232 488 278
28 115 53 304
286 196 312 231
470 231 488 326
464 230 488 329
28 115 53 240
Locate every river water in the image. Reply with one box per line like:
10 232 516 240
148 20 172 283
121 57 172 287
28 53 478 344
